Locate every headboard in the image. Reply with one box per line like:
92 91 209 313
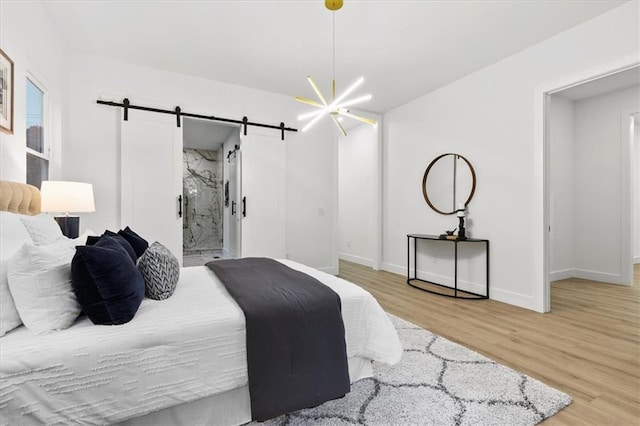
0 181 41 215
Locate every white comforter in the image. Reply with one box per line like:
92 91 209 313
0 260 402 425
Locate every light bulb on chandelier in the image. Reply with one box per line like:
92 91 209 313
294 0 377 136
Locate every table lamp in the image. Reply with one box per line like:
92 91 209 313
40 181 95 238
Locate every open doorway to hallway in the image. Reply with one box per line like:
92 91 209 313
547 66 639 308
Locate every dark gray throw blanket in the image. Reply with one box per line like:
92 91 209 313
206 257 350 421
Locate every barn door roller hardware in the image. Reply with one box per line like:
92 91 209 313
96 98 298 141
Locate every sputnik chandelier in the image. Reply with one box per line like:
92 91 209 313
295 0 376 136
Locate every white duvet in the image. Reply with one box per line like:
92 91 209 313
0 260 402 425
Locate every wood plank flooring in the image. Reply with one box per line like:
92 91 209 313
338 261 640 425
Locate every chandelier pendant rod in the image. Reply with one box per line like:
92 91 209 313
294 0 376 135
332 11 336 102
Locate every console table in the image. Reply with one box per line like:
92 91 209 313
407 234 489 299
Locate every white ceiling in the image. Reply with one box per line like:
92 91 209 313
43 0 627 113
555 66 640 100
183 118 238 151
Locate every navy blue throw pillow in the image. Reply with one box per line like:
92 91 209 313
118 226 149 259
85 235 100 246
71 236 145 325
86 231 137 264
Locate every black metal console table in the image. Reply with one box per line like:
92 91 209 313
407 234 489 299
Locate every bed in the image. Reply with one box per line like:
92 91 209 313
0 181 402 425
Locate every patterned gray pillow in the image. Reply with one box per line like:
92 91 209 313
137 242 180 300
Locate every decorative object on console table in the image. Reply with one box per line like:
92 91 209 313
0 48 14 134
439 229 456 240
40 181 95 238
456 203 467 240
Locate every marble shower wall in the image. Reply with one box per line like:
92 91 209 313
183 148 223 252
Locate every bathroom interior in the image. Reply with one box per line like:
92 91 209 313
182 118 237 266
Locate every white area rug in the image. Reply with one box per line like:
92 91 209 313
260 314 572 425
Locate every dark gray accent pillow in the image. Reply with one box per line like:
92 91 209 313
137 242 180 300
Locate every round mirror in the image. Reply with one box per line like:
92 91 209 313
422 153 476 215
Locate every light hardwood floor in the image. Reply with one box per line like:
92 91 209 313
338 261 640 425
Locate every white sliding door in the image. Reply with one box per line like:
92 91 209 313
121 110 183 264
240 129 286 258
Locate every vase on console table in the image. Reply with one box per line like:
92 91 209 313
457 204 467 240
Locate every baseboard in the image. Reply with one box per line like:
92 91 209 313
572 268 626 285
381 262 405 276
381 262 486 296
382 262 535 310
489 288 535 311
551 268 631 285
338 253 373 268
412 270 487 295
549 269 574 281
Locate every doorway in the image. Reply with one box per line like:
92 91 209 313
182 118 237 266
120 110 288 268
545 66 639 309
182 121 286 264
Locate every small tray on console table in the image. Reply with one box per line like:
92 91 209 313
406 234 489 299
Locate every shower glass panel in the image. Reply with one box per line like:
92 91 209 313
183 148 223 253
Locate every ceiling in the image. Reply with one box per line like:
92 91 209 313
555 66 640 100
183 118 238 151
43 0 627 113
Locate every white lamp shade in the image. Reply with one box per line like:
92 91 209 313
40 181 95 213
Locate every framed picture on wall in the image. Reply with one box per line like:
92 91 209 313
0 48 14 134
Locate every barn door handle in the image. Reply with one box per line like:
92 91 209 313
178 195 183 218
231 200 236 216
242 196 246 217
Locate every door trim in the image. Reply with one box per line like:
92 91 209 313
538 58 639 312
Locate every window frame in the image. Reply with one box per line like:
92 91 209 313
25 72 50 185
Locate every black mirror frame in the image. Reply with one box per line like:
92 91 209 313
422 153 476 215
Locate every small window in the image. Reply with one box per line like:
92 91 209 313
26 77 48 188
26 154 48 188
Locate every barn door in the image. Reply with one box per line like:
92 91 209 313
121 109 183 264
239 129 286 258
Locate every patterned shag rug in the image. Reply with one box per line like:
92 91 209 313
260 314 572 425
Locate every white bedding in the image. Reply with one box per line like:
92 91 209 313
0 260 402 425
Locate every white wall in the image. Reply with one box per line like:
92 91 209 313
0 1 68 182
382 2 639 311
549 95 575 279
285 119 337 272
338 124 376 267
573 85 639 282
635 119 640 264
64 54 336 271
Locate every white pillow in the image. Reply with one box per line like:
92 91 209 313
7 238 81 334
0 212 32 336
19 213 64 245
